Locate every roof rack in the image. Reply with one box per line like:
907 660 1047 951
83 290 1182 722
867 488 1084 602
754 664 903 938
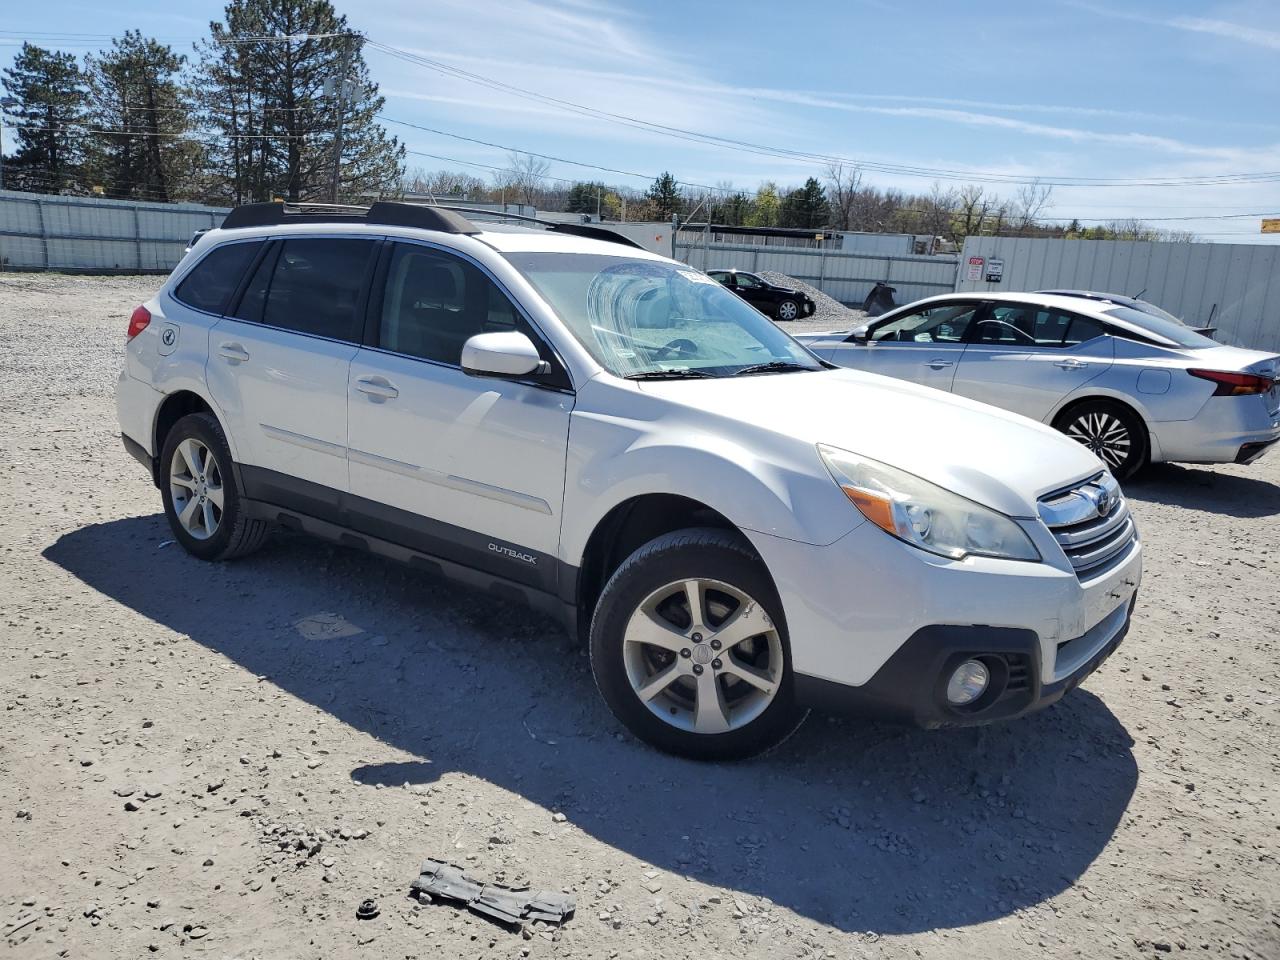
219 200 644 250
221 200 480 235
410 204 645 250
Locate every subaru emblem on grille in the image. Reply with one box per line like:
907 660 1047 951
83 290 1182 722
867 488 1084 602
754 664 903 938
1095 489 1113 516
1078 483 1113 518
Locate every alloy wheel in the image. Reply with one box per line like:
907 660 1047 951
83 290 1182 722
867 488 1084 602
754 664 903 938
622 578 783 735
778 301 799 321
1066 411 1131 470
169 438 224 540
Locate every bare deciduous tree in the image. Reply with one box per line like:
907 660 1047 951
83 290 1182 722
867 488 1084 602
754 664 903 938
957 184 991 239
825 161 863 231
499 150 550 206
1012 178 1053 233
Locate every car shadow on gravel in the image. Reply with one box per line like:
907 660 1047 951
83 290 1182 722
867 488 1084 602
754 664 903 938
1129 462 1280 517
45 515 1138 936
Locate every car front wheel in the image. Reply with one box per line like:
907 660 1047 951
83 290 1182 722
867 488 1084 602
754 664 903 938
776 299 800 321
589 528 807 760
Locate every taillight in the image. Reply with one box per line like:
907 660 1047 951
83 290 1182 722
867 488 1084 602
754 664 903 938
1188 368 1274 396
127 305 151 340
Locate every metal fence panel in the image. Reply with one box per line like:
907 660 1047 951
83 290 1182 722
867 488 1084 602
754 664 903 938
957 236 1280 352
0 189 228 273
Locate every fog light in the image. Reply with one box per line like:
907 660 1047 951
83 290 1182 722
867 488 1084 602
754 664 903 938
946 659 990 706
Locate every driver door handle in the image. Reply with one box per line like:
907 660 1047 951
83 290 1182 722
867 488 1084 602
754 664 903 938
355 375 399 400
1054 359 1088 370
926 359 954 369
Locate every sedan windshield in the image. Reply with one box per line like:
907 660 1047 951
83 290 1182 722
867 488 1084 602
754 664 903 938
1103 306 1217 348
502 253 822 378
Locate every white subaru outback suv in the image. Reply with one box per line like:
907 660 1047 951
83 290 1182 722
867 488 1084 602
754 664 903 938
117 202 1142 759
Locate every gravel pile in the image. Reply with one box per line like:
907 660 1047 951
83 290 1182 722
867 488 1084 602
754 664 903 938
757 271 865 330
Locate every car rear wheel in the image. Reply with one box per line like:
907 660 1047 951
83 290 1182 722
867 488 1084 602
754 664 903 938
589 528 807 760
160 412 270 561
776 299 800 321
1054 400 1148 480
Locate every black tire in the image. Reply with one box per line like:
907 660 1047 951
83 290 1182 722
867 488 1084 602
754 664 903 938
775 299 800 322
589 528 807 760
1053 399 1149 480
159 412 270 561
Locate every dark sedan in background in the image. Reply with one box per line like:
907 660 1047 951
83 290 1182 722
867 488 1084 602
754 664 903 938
708 269 816 321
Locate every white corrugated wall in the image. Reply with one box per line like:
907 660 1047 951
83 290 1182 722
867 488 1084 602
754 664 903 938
0 190 228 272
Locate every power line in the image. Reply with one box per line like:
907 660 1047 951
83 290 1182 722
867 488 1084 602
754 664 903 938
364 38 1280 189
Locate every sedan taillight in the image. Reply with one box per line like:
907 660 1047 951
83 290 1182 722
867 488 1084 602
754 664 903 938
1188 368 1275 396
127 305 151 340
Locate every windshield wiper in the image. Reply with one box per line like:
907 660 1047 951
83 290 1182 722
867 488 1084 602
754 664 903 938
732 360 814 376
625 368 717 380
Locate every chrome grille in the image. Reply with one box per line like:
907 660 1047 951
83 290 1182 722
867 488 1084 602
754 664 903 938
1039 473 1137 579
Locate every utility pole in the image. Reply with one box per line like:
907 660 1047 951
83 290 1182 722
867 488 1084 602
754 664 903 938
0 96 19 192
327 33 361 203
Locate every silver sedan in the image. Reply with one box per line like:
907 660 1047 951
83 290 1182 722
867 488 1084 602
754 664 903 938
795 292 1279 479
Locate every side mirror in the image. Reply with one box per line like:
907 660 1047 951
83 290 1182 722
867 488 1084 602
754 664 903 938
850 324 870 343
461 331 546 378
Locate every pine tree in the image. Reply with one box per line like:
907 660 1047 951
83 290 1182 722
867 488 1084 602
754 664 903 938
780 177 829 229
0 43 88 193
84 31 198 201
196 0 404 204
645 171 681 220
566 181 604 214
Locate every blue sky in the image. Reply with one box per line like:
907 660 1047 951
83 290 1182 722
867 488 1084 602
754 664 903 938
3 0 1279 242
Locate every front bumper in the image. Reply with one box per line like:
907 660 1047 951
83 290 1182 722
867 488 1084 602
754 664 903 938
794 595 1134 727
747 510 1142 725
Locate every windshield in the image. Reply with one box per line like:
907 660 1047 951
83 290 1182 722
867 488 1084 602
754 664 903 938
502 253 822 378
1103 306 1217 348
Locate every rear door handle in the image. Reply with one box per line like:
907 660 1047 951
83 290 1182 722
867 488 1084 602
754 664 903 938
217 342 250 363
355 376 399 400
1055 359 1088 370
926 359 954 369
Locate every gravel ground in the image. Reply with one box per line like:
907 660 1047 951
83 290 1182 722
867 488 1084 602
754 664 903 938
756 271 865 332
1 273 1278 960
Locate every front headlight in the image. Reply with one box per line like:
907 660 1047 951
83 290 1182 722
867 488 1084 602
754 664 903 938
817 444 1041 562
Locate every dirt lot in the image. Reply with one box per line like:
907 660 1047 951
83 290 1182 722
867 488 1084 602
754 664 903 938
1 273 1277 959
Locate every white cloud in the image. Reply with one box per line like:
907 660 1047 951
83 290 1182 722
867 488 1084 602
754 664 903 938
1065 2 1280 51
1168 15 1280 50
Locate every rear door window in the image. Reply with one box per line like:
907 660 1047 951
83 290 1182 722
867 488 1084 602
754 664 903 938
256 238 377 342
975 305 1109 347
174 241 262 314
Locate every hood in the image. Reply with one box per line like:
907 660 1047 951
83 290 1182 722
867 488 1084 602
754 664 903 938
637 368 1105 518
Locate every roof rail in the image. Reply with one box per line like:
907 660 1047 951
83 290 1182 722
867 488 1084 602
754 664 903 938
432 204 645 250
219 200 644 249
221 200 479 235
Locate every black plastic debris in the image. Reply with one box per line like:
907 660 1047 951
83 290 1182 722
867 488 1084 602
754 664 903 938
862 281 898 317
409 858 575 929
355 899 379 921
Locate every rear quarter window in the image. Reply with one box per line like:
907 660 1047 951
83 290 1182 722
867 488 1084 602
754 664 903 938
173 241 262 314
